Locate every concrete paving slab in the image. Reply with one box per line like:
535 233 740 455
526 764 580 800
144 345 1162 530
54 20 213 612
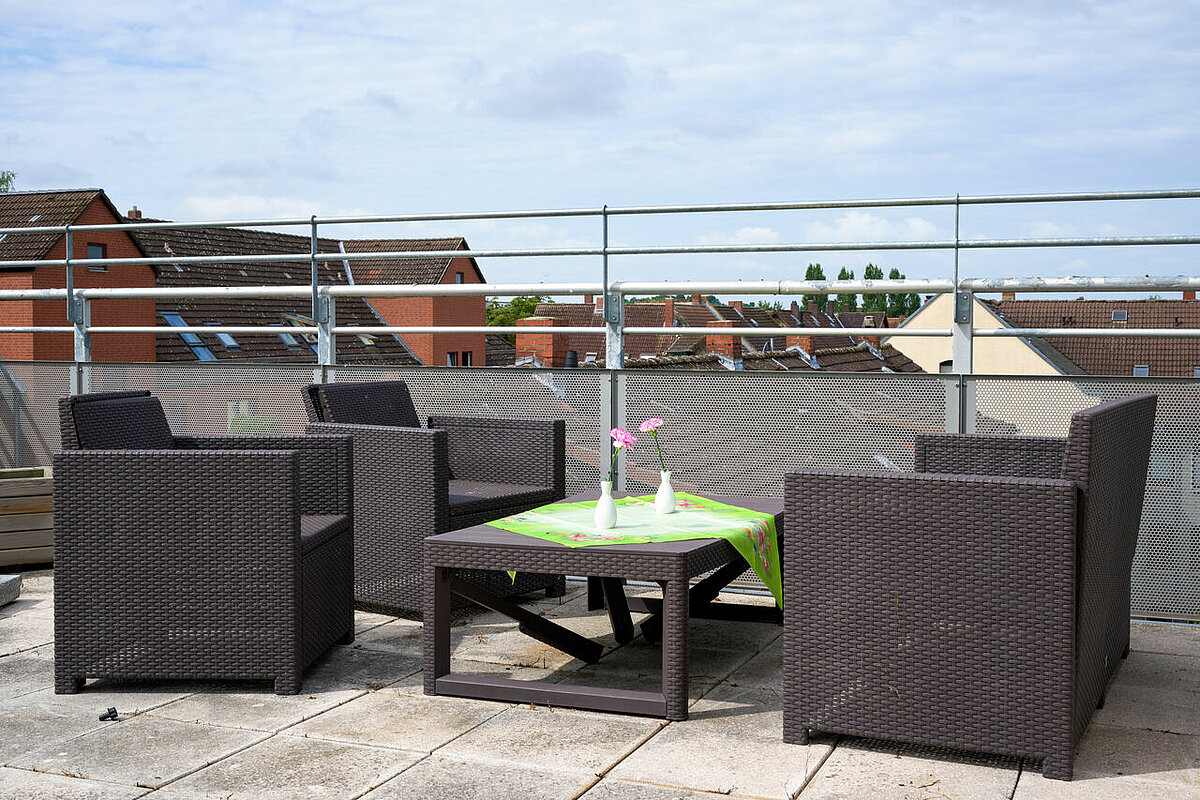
684 615 782 654
1131 622 1200 659
723 638 782 690
352 619 424 653
168 733 420 800
568 639 757 695
10 716 266 789
581 777 757 799
360 753 592 800
1113 650 1200 693
799 738 1020 800
0 575 22 607
147 686 364 732
0 614 53 656
0 593 53 620
299 644 420 691
1012 772 1200 800
438 704 663 776
0 644 54 701
610 685 827 799
383 657 572 697
288 690 506 752
353 610 397 635
1094 679 1200 735
1067 723 1200 784
0 766 148 799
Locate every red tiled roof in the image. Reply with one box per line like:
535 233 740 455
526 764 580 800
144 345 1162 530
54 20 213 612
987 299 1200 377
341 237 474 285
0 189 142 264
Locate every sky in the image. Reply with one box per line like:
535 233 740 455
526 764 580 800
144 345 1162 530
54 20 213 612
2 0 1199 294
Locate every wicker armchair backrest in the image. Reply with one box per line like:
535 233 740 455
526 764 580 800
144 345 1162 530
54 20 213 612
306 381 422 429
58 390 176 450
1060 394 1158 494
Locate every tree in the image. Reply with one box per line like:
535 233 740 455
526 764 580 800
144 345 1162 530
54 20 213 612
0 170 14 192
861 264 885 311
885 268 920 318
486 295 547 343
803 263 827 311
835 267 858 311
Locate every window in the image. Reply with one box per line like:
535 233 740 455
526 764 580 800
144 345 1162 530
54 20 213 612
205 323 241 351
454 272 465 284
461 351 472 366
1133 364 1150 377
1112 310 1128 322
446 352 458 366
86 243 107 272
272 324 303 349
863 315 875 327
281 313 320 352
1194 366 1200 378
161 312 217 361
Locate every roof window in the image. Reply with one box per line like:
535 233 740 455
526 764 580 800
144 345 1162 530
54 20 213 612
1112 310 1128 321
205 322 241 351
1132 364 1150 377
272 325 303 350
161 312 217 361
282 313 320 353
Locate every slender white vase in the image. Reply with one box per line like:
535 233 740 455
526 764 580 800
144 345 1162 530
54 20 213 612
655 470 677 514
594 480 618 529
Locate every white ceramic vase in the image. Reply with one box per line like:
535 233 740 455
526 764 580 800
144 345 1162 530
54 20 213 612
594 480 618 529
655 470 677 514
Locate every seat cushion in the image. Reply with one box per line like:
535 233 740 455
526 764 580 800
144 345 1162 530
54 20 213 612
300 514 351 555
70 396 175 450
448 480 557 519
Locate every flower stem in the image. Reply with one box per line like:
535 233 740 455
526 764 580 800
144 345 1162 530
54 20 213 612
652 430 666 472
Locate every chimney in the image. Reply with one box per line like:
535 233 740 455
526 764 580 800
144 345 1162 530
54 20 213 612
127 206 142 220
790 300 801 317
806 301 818 313
595 293 604 311
786 333 814 352
663 297 675 326
828 301 840 314
1002 291 1015 301
690 293 702 304
584 294 593 306
515 317 569 367
1185 290 1196 301
730 300 743 315
705 320 741 360
862 334 882 349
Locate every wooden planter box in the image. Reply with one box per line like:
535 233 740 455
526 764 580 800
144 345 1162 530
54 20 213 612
0 467 53 566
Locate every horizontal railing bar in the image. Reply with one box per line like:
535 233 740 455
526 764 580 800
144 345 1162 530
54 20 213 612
333 282 603 298
0 327 74 333
959 275 1200 292
3 189 1198 237
625 326 951 337
86 326 319 335
331 326 605 335
975 327 1200 338
615 279 953 295
6 232 1200 270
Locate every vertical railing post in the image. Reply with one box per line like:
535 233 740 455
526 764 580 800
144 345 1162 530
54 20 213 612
71 297 91 395
311 216 335 383
602 206 624 368
949 194 976 432
64 225 75 324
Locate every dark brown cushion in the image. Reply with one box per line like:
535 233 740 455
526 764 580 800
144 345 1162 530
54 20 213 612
300 514 350 554
70 396 175 450
312 381 421 429
448 480 557 519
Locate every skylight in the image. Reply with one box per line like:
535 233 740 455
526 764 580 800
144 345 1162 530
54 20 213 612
161 312 217 361
205 322 241 351
1112 310 1128 321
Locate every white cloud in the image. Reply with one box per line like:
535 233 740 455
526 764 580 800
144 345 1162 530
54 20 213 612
803 211 939 243
698 227 782 245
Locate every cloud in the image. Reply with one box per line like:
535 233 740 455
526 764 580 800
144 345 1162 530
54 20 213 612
182 194 326 220
478 51 631 119
803 211 939 243
698 227 782 245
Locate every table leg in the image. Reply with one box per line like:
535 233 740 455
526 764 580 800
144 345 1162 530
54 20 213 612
600 577 635 644
424 565 452 695
662 577 690 720
587 576 605 610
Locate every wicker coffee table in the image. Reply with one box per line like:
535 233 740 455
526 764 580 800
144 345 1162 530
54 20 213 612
423 492 782 720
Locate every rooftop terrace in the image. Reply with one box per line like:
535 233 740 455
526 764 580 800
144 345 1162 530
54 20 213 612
2 571 1198 799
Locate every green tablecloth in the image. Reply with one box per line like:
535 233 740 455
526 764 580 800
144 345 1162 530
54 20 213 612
485 492 781 607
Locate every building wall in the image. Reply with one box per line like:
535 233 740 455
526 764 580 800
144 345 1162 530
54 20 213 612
364 254 485 366
22 198 156 363
0 271 34 360
885 294 1062 375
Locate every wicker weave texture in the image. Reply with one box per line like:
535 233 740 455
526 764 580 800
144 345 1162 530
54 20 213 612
782 394 1157 781
53 392 355 695
304 380 566 615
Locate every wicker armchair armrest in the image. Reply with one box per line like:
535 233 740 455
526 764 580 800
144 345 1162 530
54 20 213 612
428 415 565 495
174 434 352 516
782 468 1081 758
914 433 1067 478
306 421 449 535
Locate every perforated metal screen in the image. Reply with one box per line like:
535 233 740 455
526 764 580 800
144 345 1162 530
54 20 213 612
972 376 1200 621
1 363 1194 619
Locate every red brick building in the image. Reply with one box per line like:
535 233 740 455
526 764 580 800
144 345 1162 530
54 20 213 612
0 190 155 362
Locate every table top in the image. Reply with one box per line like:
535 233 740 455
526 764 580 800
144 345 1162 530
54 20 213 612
426 492 783 557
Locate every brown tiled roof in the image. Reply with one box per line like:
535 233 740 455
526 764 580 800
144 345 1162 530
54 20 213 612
485 333 516 365
130 223 420 365
987 299 1200 377
341 237 471 285
0 189 138 264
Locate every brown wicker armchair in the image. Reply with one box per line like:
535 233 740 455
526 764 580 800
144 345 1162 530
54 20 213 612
54 390 354 695
782 394 1157 780
303 380 566 616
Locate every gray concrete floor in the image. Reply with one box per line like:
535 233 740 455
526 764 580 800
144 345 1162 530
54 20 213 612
1 570 1198 800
